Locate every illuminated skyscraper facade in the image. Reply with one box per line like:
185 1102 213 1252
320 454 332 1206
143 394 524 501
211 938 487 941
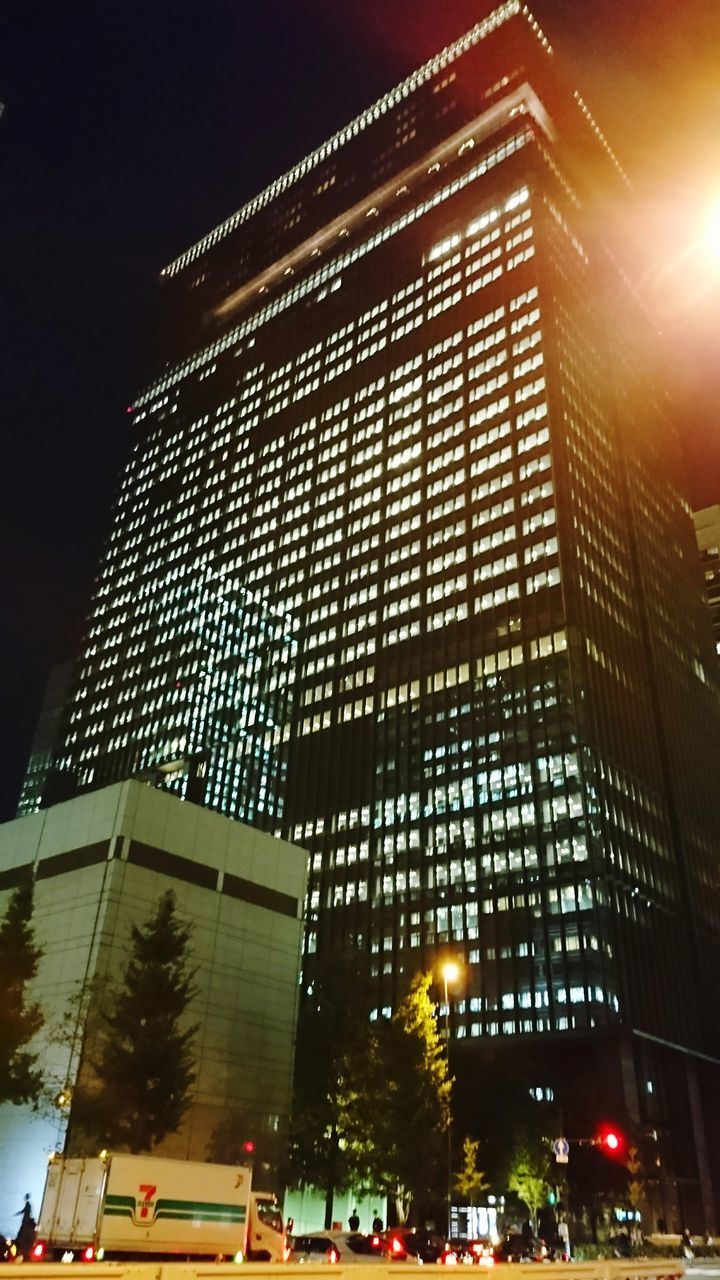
17 659 74 816
694 504 720 655
35 2 720 1227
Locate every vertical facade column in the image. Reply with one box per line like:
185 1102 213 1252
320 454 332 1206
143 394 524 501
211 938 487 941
686 1056 716 1233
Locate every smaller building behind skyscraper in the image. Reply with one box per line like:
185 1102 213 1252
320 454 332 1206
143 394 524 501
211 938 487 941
0 780 307 1238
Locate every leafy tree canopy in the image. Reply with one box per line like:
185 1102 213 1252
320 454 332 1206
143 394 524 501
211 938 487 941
289 966 454 1227
365 971 451 1222
507 1144 549 1224
287 951 377 1215
455 1136 490 1204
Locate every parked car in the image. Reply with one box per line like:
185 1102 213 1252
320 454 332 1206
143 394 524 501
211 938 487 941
493 1233 550 1263
288 1231 387 1264
456 1238 495 1266
383 1229 451 1264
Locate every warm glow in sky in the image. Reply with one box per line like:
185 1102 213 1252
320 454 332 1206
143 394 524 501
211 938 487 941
701 201 720 264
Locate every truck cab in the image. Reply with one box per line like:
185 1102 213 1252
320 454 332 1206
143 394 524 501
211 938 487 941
248 1192 286 1261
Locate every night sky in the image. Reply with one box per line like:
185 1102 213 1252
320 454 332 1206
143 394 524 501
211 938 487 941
2 0 720 821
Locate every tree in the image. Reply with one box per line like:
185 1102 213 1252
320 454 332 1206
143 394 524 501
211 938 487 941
72 891 198 1153
455 1137 490 1205
207 1103 282 1187
508 1145 548 1227
287 952 377 1227
366 971 451 1223
0 869 44 1106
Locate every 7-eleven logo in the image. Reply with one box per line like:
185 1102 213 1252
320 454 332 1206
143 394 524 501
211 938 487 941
136 1185 157 1225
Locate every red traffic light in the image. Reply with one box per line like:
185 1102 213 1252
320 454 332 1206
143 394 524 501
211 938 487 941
242 1140 255 1154
597 1126 625 1156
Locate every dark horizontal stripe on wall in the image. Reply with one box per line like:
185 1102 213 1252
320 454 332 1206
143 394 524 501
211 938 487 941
0 861 33 891
223 872 298 919
127 839 298 918
127 840 218 891
36 841 111 880
1 840 299 920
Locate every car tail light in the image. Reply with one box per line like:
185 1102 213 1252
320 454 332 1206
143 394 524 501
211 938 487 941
442 1247 458 1265
471 1244 484 1256
371 1236 380 1248
31 1243 46 1260
328 1246 339 1264
392 1237 406 1258
83 1245 95 1262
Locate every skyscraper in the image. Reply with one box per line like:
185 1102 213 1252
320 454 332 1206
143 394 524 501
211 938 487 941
34 1 720 1227
693 504 720 655
17 659 74 816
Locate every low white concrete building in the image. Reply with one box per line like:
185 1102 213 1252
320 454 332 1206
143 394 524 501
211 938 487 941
0 781 308 1235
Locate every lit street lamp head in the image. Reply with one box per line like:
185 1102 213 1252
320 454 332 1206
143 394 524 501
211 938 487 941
442 961 461 987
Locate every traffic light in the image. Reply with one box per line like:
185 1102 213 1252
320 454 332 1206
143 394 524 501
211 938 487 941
597 1126 625 1157
242 1140 255 1154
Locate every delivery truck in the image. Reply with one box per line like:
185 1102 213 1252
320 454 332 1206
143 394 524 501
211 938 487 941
35 1152 286 1262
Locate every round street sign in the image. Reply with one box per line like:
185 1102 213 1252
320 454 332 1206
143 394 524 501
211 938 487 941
552 1137 570 1163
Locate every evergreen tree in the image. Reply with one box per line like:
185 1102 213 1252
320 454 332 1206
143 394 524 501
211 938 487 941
0 869 44 1106
73 891 198 1153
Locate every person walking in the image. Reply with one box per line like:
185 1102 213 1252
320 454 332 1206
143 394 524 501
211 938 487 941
557 1217 570 1260
348 1209 360 1232
14 1196 35 1259
372 1211 384 1233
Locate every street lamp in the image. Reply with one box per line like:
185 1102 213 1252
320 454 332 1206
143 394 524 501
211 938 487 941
441 960 461 1238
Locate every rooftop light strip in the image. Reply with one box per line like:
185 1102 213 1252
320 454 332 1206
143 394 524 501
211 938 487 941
159 0 524 279
134 128 531 410
572 90 630 186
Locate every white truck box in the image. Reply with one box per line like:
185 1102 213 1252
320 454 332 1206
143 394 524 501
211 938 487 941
37 1153 284 1261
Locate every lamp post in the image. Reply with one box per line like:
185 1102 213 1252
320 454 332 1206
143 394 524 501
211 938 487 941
441 960 460 1238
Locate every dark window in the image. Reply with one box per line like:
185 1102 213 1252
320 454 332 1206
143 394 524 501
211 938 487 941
293 1237 333 1254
